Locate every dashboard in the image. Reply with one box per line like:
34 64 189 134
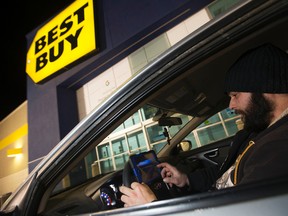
43 166 176 215
42 170 124 215
92 171 124 209
42 142 230 216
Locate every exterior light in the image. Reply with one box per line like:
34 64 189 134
7 148 23 157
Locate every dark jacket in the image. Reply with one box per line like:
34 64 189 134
187 115 288 192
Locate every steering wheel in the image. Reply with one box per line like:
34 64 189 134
122 158 182 201
122 160 136 187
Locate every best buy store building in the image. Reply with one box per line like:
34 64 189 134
0 0 242 199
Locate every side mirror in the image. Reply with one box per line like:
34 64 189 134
177 140 192 152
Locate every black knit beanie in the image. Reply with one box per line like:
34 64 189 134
224 43 288 93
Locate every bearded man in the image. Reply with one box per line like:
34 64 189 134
120 43 288 207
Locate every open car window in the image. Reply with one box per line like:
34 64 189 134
52 105 241 195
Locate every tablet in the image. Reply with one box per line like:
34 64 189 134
129 150 162 185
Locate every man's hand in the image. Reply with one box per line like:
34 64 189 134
157 162 189 187
119 182 157 207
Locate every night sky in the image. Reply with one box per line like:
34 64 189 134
1 0 74 121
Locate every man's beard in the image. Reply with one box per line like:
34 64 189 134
236 93 274 132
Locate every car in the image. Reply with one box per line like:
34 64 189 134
1 0 288 215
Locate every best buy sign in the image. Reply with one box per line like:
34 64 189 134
26 0 96 83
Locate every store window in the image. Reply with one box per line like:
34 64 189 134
146 124 165 144
98 143 111 159
127 131 147 152
128 34 171 74
99 159 114 173
207 0 242 18
197 124 227 145
182 108 241 147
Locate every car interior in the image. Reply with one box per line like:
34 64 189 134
35 1 288 215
